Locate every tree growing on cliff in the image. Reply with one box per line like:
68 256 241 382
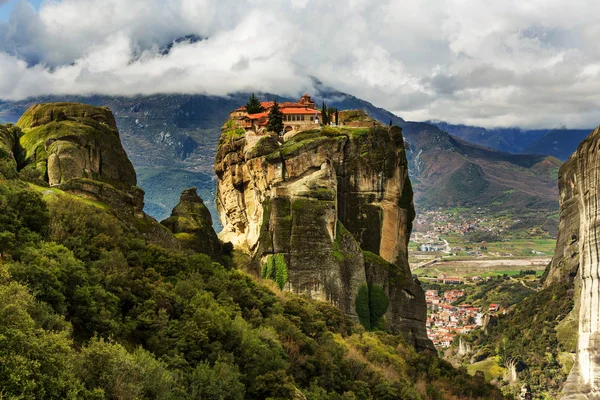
267 100 284 134
321 101 329 125
245 93 264 114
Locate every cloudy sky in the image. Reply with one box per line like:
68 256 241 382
0 0 599 128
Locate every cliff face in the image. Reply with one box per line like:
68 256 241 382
215 120 433 351
544 155 580 287
546 126 600 399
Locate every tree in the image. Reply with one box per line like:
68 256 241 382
245 93 264 114
321 101 328 125
335 108 339 126
389 119 393 127
267 99 284 134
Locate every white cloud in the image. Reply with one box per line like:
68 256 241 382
1 0 600 128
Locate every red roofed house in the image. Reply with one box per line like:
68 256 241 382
230 94 321 134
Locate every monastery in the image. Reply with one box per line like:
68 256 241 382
230 94 321 134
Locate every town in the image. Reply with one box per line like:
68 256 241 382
425 287 503 348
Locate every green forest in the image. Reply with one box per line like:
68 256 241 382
0 178 504 399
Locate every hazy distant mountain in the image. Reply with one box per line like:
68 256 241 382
523 129 592 161
0 88 560 234
430 121 592 161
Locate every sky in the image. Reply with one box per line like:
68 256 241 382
0 0 600 129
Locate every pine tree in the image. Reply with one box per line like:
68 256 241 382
267 99 284 134
245 93 264 114
389 119 393 127
321 101 328 125
335 108 339 126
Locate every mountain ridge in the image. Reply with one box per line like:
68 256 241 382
0 90 560 235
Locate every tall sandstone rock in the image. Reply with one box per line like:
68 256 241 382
546 126 600 399
215 122 434 351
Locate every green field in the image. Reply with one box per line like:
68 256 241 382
467 357 505 381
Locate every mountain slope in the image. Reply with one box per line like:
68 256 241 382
523 129 592 161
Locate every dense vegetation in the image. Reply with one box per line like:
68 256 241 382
0 177 505 399
456 282 574 398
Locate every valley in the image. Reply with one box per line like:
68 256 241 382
2 2 599 398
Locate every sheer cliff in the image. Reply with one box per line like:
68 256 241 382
543 126 600 399
214 119 434 351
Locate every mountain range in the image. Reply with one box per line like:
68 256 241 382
430 121 591 161
0 88 562 235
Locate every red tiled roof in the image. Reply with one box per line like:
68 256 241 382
247 112 269 120
235 98 320 114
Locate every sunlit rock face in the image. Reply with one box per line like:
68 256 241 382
555 126 600 399
214 121 434 351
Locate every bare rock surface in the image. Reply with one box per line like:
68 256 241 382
546 126 600 399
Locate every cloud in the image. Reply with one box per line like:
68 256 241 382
1 0 600 129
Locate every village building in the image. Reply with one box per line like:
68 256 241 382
442 277 463 285
230 94 322 134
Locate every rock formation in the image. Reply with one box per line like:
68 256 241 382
16 103 137 190
545 126 600 399
215 118 434 351
11 103 148 216
161 187 222 257
1 103 183 249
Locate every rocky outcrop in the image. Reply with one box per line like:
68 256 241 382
544 155 580 287
215 121 434 351
547 126 600 399
2 103 178 249
13 103 142 215
161 187 222 257
16 103 137 190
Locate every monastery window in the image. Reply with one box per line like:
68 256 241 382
310 116 314 121
302 115 305 121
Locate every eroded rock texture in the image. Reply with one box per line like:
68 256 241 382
547 126 600 399
161 187 222 257
6 103 178 249
215 124 433 351
16 103 137 190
